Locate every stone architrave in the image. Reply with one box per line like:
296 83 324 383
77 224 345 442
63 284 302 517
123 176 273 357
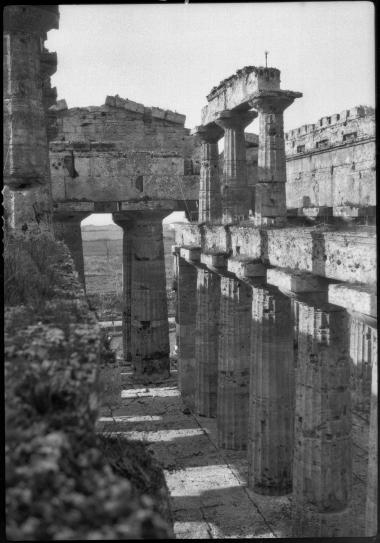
192 123 224 224
215 109 257 224
292 300 352 537
248 284 294 495
217 275 252 449
249 90 301 223
53 212 90 289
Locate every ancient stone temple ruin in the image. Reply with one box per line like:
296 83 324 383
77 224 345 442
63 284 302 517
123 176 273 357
3 4 377 539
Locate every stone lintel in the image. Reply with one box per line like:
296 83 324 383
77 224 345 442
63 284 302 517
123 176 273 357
228 256 266 279
180 246 201 263
202 66 281 126
119 200 176 213
266 267 329 293
200 252 228 270
328 283 377 318
94 202 119 213
53 201 95 213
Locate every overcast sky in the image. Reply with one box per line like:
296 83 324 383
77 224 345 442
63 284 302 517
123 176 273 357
47 2 375 225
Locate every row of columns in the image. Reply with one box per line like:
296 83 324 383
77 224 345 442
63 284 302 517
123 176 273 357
49 209 173 384
194 89 301 225
174 251 377 537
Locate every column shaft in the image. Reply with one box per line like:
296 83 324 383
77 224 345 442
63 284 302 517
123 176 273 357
199 142 222 223
193 123 224 223
53 213 89 288
249 90 301 223
129 215 170 382
177 257 198 409
195 268 220 417
215 110 257 224
248 286 294 495
292 301 352 537
217 276 252 449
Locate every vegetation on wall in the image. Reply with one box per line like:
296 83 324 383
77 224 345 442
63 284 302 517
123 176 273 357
4 231 173 540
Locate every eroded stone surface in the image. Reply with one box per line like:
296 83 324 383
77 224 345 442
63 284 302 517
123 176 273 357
217 277 252 450
292 302 352 537
248 286 294 495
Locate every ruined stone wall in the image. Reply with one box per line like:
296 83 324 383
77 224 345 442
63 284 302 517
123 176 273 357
55 96 201 161
50 97 201 215
285 106 375 209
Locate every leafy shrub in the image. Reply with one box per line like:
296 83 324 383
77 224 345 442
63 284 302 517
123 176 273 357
5 232 173 540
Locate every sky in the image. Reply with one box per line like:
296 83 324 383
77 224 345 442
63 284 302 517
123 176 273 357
46 2 375 225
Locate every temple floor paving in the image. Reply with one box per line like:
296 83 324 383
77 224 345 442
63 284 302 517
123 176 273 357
96 370 368 539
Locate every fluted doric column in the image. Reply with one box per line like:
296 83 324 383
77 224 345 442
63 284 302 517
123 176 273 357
349 315 377 415
248 285 294 495
365 347 378 536
192 123 224 224
292 301 352 537
195 267 221 417
217 276 252 449
53 212 90 289
215 109 257 224
113 211 170 381
176 256 198 410
3 6 59 234
249 90 301 224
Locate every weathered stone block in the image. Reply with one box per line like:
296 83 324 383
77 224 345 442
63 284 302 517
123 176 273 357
200 252 227 269
266 267 327 293
328 283 377 317
180 246 201 262
228 256 265 278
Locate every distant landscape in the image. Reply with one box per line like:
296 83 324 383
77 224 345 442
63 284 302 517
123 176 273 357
81 223 176 321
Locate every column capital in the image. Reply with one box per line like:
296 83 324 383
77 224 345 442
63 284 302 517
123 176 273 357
215 109 257 130
249 89 302 114
192 122 224 144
